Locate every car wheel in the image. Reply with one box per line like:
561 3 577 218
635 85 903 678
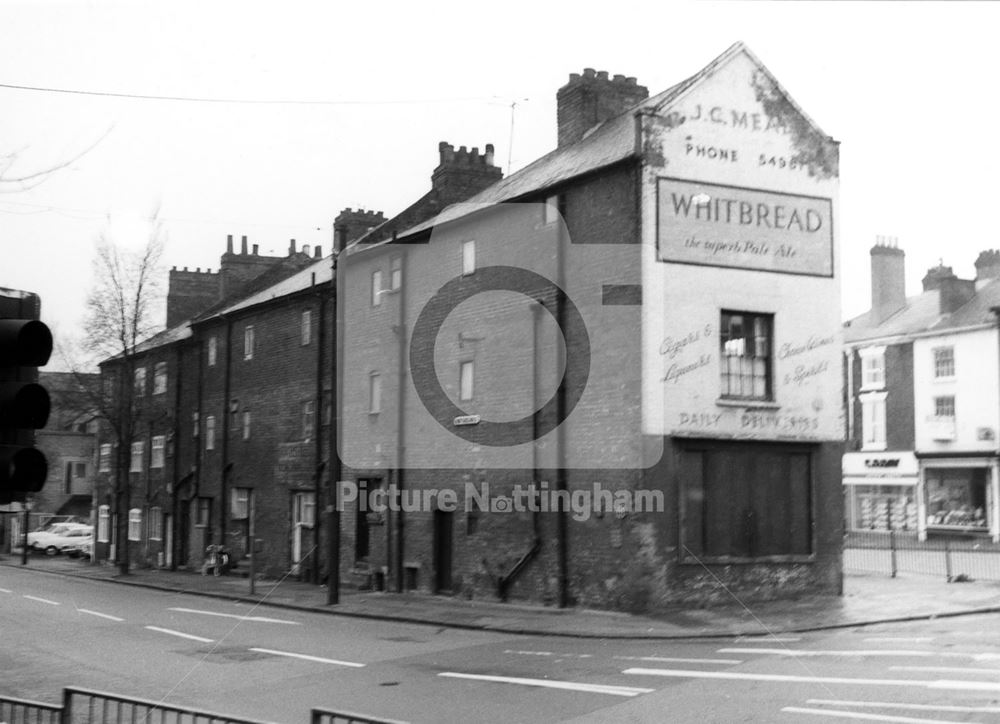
44 546 59 556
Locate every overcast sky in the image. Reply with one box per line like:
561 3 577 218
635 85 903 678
3 1 998 369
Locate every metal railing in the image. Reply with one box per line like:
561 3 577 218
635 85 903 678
310 709 409 724
845 529 1000 582
0 689 407 724
0 693 61 724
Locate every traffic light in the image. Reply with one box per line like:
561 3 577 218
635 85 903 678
0 289 52 504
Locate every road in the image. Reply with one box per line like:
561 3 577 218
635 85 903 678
4 566 1000 723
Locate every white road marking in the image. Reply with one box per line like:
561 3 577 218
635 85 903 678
168 607 299 625
614 655 742 665
439 672 653 697
24 595 59 605
806 698 1000 714
76 608 124 622
0 587 12 593
624 667 1000 693
781 706 963 723
890 665 1000 675
503 649 554 656
863 637 933 643
733 636 802 643
720 647 1000 661
145 626 213 643
249 648 365 668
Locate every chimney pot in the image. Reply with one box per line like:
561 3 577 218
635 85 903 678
583 68 597 78
252 244 259 255
241 235 248 255
289 239 297 254
597 70 609 81
226 234 234 254
314 245 322 259
302 244 311 257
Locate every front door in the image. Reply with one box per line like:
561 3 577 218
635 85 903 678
433 509 453 593
291 492 315 575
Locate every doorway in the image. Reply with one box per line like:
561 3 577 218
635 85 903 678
291 491 315 575
433 509 453 593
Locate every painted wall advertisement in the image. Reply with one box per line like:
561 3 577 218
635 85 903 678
657 178 834 277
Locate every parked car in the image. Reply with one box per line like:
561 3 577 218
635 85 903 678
26 523 94 556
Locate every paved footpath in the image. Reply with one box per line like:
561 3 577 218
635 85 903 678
4 555 1000 639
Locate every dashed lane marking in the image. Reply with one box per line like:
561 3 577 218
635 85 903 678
890 665 1000 675
733 636 802 643
76 609 124 622
614 655 742 665
249 648 365 668
863 637 933 643
145 626 213 643
720 647 1000 661
0 587 12 593
23 595 59 605
806 699 1000 715
439 672 653 697
781 705 963 723
168 607 300 625
624 667 1000 693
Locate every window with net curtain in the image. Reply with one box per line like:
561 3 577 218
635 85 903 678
720 311 773 400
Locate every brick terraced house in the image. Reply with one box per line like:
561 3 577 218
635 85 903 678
95 42 845 610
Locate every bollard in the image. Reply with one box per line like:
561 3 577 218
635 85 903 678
889 529 898 578
945 538 953 582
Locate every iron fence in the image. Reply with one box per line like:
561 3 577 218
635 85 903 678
310 710 409 724
845 530 1000 582
0 694 61 724
0 689 407 724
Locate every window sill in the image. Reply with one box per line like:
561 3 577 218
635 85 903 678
861 443 888 452
859 384 886 393
716 398 779 410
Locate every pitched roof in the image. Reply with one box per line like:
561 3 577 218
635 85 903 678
206 254 332 317
844 279 1000 344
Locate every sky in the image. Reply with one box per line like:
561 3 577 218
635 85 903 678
3 1 999 370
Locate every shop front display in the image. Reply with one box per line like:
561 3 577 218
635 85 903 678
924 467 990 531
843 451 918 533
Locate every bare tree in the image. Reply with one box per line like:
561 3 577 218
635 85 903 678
80 215 165 575
0 129 113 193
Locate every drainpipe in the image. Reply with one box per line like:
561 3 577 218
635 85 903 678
845 348 855 442
313 274 325 584
555 195 569 608
170 343 183 570
220 316 232 547
327 244 343 605
394 249 407 592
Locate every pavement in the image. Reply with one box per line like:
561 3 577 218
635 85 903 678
4 554 1000 639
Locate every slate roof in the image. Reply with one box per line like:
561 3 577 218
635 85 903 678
844 278 1000 344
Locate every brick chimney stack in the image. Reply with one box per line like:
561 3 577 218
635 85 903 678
557 69 649 148
975 249 1000 281
922 261 976 314
334 209 388 252
431 142 503 208
870 236 906 324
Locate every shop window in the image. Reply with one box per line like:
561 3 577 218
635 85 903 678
98 505 111 543
129 441 144 472
925 467 989 530
848 485 918 532
128 508 142 541
369 373 381 414
151 435 165 469
153 361 167 395
148 507 162 541
680 442 812 560
372 270 383 306
860 392 887 451
99 444 111 473
244 325 255 360
462 240 476 275
720 311 772 400
933 346 955 379
459 360 474 401
301 309 312 346
207 336 217 367
231 488 250 520
859 346 886 390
